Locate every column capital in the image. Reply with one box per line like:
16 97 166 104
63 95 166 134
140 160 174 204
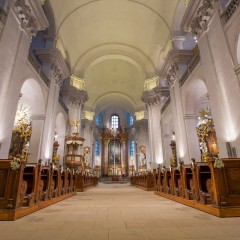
141 86 169 106
69 91 88 107
81 118 95 131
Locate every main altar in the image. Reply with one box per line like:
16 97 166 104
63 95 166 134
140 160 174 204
101 127 128 177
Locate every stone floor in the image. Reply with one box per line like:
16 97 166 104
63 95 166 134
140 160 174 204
1 183 240 240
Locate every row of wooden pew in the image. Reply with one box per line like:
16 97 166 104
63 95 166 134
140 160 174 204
153 158 240 217
130 172 154 191
75 173 99 192
0 159 99 220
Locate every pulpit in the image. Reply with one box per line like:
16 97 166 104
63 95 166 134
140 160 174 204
65 135 85 170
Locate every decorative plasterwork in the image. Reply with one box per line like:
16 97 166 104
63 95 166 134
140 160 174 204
159 49 193 87
166 63 178 86
141 86 169 106
14 0 49 37
14 0 37 36
35 48 70 86
181 0 215 38
81 118 94 131
69 91 88 107
160 49 193 78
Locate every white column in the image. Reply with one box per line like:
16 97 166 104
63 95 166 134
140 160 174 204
82 120 94 148
40 79 60 163
142 87 165 169
166 62 191 163
57 135 65 166
147 103 164 169
170 84 191 163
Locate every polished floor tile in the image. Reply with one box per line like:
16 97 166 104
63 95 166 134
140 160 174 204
1 183 240 240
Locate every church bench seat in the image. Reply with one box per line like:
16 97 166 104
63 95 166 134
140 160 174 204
130 172 154 191
192 162 212 205
164 168 172 194
172 168 183 197
75 172 99 192
23 163 41 206
181 165 194 200
155 158 240 217
0 159 76 221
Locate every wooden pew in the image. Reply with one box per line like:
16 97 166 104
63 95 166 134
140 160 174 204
158 168 165 193
153 169 158 191
75 172 99 192
154 158 240 217
192 162 212 204
22 163 40 206
209 158 240 208
51 167 61 198
0 159 77 221
181 164 194 200
164 168 172 194
0 160 27 211
39 166 52 201
172 167 183 197
130 172 154 191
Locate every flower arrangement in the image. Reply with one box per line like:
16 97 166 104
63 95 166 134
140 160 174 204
10 157 21 170
213 156 224 169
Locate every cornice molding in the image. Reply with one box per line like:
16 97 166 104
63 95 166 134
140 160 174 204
35 48 70 86
61 85 89 106
160 49 193 78
141 86 169 106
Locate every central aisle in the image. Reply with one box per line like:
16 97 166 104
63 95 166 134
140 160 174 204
1 183 240 240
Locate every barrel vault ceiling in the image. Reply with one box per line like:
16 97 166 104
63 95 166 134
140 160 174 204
49 0 180 113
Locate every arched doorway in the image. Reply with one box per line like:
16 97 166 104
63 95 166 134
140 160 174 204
183 78 219 162
9 78 45 162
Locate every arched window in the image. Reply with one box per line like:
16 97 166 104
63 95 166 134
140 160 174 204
95 140 100 156
110 114 119 129
130 140 135 156
128 113 133 126
95 113 101 127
